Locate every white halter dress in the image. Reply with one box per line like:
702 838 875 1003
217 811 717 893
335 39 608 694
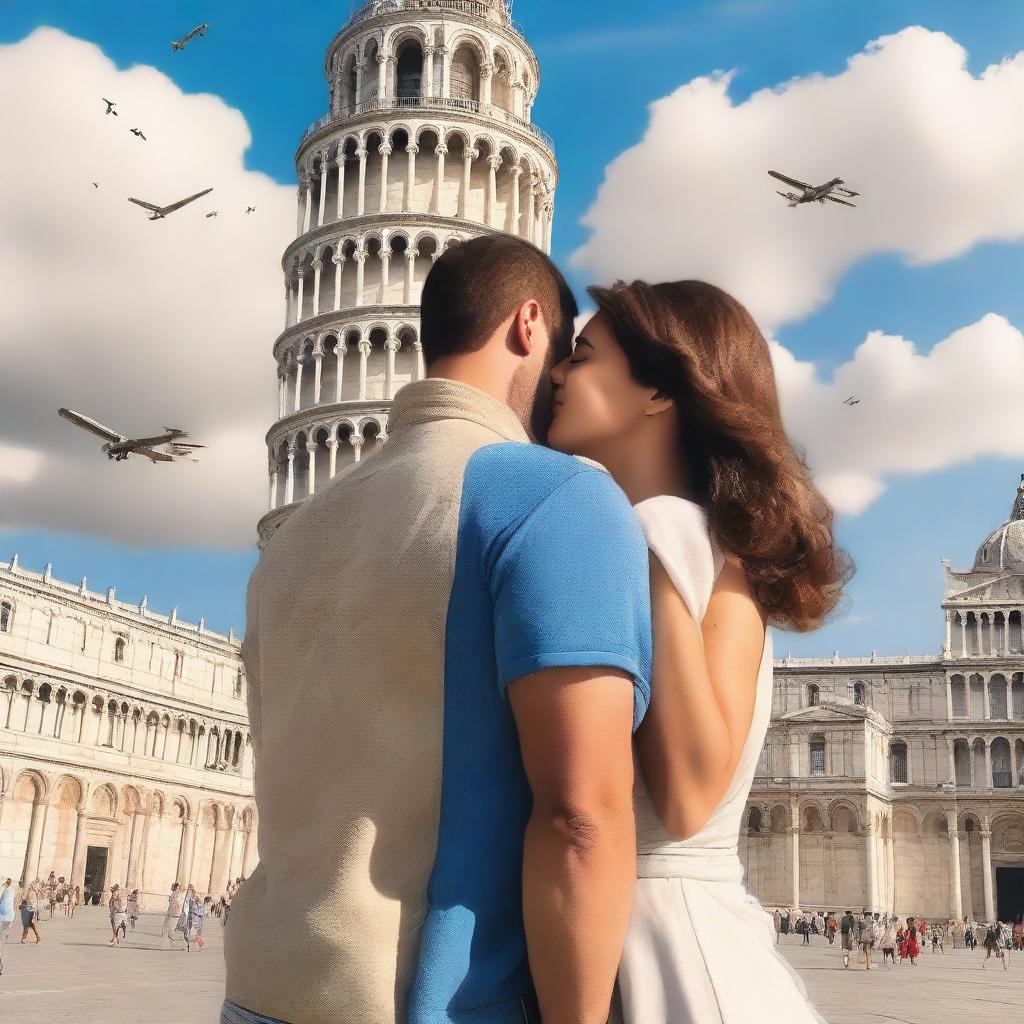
616 496 826 1024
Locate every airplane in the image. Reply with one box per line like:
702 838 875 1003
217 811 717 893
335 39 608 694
768 170 859 208
127 187 213 220
130 127 147 141
103 98 118 116
57 408 206 463
205 210 218 218
171 24 209 53
245 206 255 214
843 396 861 407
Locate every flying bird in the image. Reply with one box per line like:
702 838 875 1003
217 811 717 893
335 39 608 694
171 23 209 53
245 206 255 214
127 187 213 221
103 98 118 115
57 408 206 464
843 396 861 407
130 128 147 141
205 211 219 218
91 182 99 189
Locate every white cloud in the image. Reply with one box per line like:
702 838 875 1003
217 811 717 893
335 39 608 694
0 28 294 547
769 313 1024 515
572 26 1024 331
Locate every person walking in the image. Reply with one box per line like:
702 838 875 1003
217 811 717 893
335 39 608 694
0 878 16 975
880 917 897 967
190 895 211 950
904 918 920 965
126 889 141 931
108 885 127 945
69 884 80 919
825 912 837 945
839 910 856 969
800 912 811 945
19 885 41 944
773 909 782 946
861 913 878 970
161 883 186 950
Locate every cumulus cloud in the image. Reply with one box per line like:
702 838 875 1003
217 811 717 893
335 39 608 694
769 313 1024 515
0 28 294 547
572 26 1024 330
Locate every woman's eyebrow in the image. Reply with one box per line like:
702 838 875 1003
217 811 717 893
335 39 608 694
574 336 596 351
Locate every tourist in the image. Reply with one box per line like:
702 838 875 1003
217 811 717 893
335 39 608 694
983 923 1003 970
931 922 944 953
799 911 811 945
918 916 928 950
179 885 198 952
1013 920 1023 951
825 911 837 945
964 918 976 950
127 888 141 931
781 908 791 937
904 917 920 964
70 884 80 919
861 911 878 970
839 909 856 968
880 916 897 967
190 895 212 950
0 878 16 975
161 882 186 950
108 884 127 945
773 908 782 945
19 884 41 944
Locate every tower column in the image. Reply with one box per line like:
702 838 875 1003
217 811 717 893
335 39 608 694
526 176 537 243
357 340 371 400
404 248 417 305
293 358 304 412
984 740 993 788
335 154 346 219
278 375 287 419
405 143 418 210
863 820 878 911
486 155 501 227
439 45 451 98
302 175 312 234
354 60 365 113
356 148 368 216
460 147 477 218
269 467 278 511
379 249 391 304
311 258 323 317
433 144 448 215
376 51 387 102
295 271 305 323
306 442 317 495
984 675 991 719
510 166 522 234
379 144 392 213
350 435 363 463
948 825 964 920
328 439 339 479
333 254 345 311
285 448 296 504
317 154 329 228
414 340 425 381
312 347 323 404
335 342 347 402
480 62 493 106
384 337 399 400
354 250 366 306
70 809 89 888
424 46 435 98
788 825 800 910
946 676 953 720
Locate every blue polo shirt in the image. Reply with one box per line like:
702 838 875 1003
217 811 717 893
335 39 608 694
409 441 652 1022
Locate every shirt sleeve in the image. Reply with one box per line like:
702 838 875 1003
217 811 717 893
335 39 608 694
488 467 652 731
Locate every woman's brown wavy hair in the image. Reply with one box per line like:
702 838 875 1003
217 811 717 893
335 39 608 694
588 279 853 632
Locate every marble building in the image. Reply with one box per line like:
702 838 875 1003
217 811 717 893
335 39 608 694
740 474 1024 924
0 554 255 903
258 0 557 546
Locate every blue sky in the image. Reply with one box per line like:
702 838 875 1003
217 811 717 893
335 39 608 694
1 0 1022 654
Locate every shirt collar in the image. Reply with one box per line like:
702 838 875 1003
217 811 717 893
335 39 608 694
386 378 531 443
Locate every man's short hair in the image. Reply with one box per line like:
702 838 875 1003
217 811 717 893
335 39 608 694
419 235 578 365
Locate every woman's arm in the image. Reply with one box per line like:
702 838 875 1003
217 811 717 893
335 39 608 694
634 549 766 840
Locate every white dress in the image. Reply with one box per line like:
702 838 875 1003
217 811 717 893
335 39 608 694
617 496 826 1024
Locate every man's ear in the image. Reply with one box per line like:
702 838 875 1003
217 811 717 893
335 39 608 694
511 299 542 357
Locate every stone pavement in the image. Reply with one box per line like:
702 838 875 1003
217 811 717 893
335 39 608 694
1 907 1021 1023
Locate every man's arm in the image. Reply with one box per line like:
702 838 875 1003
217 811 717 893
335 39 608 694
509 665 636 1024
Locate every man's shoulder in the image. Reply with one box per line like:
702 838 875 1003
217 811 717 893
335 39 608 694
462 441 625 523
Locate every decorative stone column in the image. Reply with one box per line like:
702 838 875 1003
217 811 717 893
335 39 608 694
788 825 800 910
354 250 366 306
379 143 392 213
510 165 522 233
379 248 391 304
486 154 501 227
863 818 878 911
241 820 258 877
176 817 195 886
404 248 417 304
405 142 418 210
384 337 399 400
317 152 329 227
70 807 89 888
335 341 347 402
350 434 363 463
414 340 425 381
424 46 436 98
460 147 477 218
357 340 371 400
21 792 46 884
327 438 339 479
980 827 995 921
335 153 346 219
312 345 324 404
948 824 964 920
354 60 365 114
284 447 296 505
433 143 448 215
306 442 317 495
356 147 368 216
333 253 346 311
301 174 313 234
311 258 324 317
293 356 304 413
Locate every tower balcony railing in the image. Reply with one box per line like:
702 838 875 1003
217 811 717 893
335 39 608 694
344 0 521 35
300 95 554 152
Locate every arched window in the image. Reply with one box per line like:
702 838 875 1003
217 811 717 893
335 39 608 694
395 41 422 100
853 681 865 706
991 737 1012 788
0 600 12 632
989 675 1008 719
114 636 126 663
889 741 908 784
950 675 967 717
807 684 820 706
449 44 480 103
234 668 244 699
809 734 826 776
746 806 762 834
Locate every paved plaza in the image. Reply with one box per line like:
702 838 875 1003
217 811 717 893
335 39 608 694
1 908 1022 1023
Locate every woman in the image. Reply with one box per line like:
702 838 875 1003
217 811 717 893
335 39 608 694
549 280 851 1024
880 917 897 967
70 884 80 919
108 884 127 945
904 918 920 964
127 889 141 931
19 885 41 944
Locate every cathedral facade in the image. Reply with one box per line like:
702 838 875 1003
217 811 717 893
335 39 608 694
739 475 1024 924
0 555 255 903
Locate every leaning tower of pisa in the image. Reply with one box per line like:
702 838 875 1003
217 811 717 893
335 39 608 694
257 0 558 545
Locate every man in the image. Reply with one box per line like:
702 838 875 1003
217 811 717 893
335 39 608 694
223 235 652 1024
839 909 856 968
858 910 876 970
0 878 15 975
161 882 186 950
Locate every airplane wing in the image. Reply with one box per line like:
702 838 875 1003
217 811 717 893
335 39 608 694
129 432 181 447
825 194 857 207
159 187 214 215
768 170 811 190
134 446 177 463
57 407 125 442
128 197 162 213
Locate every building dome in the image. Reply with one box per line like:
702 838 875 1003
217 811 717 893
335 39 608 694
973 474 1024 572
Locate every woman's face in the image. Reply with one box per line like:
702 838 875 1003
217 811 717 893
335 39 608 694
547 312 656 459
